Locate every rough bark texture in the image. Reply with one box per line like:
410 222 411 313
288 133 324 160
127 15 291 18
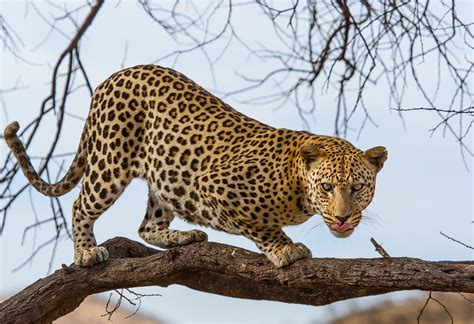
1 237 472 323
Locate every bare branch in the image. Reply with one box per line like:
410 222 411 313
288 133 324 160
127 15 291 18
102 288 161 321
0 0 104 257
139 1 473 147
417 292 454 324
440 231 474 250
0 14 24 57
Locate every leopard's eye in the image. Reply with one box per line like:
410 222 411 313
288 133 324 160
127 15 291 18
352 184 364 192
321 183 334 192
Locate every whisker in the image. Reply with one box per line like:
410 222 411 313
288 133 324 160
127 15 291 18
363 210 381 219
361 211 382 226
303 220 326 238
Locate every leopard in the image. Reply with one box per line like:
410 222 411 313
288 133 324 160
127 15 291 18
4 64 387 268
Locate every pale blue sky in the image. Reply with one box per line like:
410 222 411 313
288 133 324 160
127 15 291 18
1 1 472 322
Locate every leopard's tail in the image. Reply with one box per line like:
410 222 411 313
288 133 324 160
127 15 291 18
4 121 87 197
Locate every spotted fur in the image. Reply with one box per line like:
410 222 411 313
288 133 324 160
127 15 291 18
4 65 387 268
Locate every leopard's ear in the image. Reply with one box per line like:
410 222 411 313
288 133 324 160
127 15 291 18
363 146 388 172
300 144 323 165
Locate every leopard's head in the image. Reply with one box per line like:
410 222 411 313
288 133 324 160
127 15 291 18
299 139 387 238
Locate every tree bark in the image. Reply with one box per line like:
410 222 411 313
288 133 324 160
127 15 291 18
1 237 472 323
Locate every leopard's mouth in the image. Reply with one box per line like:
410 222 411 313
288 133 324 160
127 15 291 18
329 222 355 238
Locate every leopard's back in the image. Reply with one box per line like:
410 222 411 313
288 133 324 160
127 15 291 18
85 65 274 225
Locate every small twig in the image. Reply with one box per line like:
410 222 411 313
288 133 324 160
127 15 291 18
123 288 161 319
417 292 454 324
417 291 433 323
440 231 474 250
457 293 474 304
103 290 123 320
370 237 391 258
102 287 161 320
430 294 454 323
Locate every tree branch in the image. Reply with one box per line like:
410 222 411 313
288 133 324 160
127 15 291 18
1 237 472 323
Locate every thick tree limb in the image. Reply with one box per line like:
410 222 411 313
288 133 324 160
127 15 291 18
1 237 472 323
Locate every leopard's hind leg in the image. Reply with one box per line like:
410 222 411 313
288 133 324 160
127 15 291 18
138 186 207 248
73 176 131 266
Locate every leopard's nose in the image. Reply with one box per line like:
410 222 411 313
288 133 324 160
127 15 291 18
335 215 350 223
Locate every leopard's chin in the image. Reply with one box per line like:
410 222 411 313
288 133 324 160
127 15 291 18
330 228 354 238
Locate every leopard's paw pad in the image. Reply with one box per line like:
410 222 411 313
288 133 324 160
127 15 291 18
74 246 109 267
266 243 312 268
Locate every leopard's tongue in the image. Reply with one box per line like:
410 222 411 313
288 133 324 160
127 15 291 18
330 223 353 232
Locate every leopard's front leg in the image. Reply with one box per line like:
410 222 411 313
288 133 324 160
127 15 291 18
245 226 312 268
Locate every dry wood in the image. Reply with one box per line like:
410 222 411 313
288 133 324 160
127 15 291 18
370 237 391 258
0 237 472 323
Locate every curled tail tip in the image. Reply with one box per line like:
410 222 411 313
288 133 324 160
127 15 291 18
4 121 20 141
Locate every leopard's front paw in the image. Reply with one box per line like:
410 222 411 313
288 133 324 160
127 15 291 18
74 246 109 266
266 243 312 268
173 229 208 246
